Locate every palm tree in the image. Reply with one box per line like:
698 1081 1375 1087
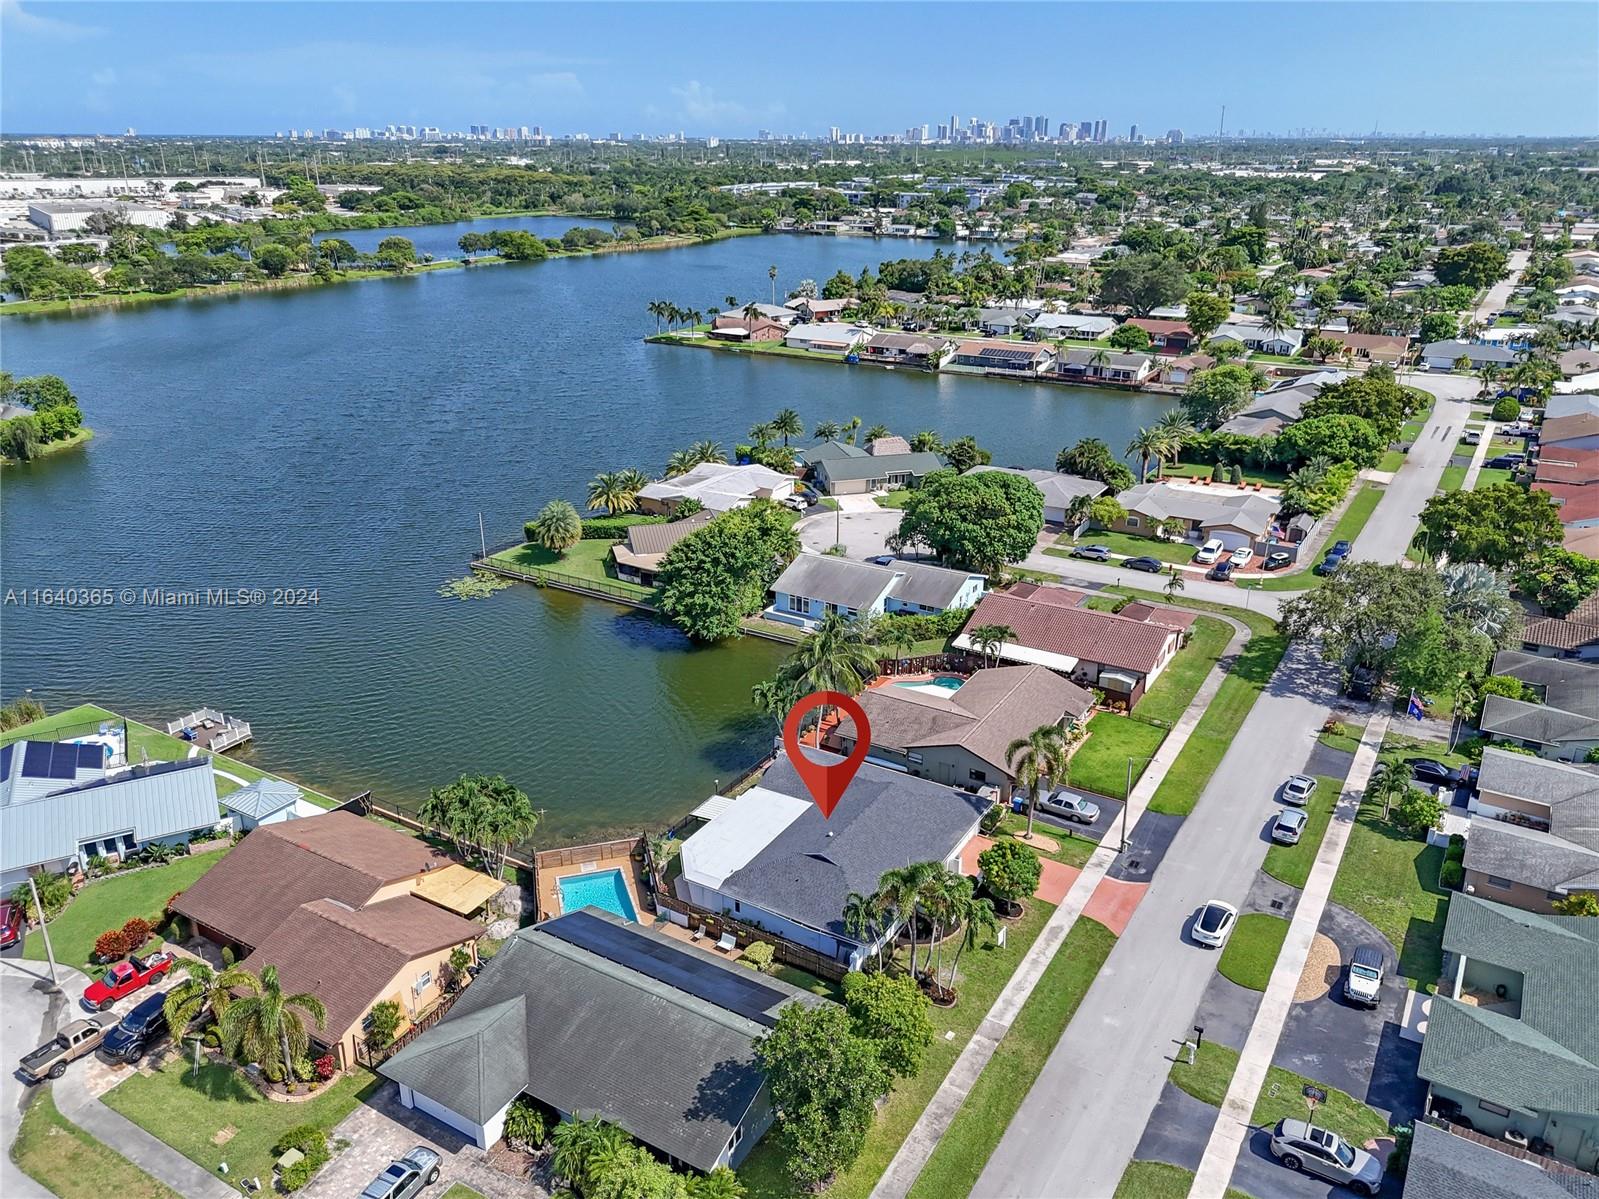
688 440 726 466
162 960 254 1040
776 611 879 743
664 448 695 479
1366 758 1414 821
748 421 776 449
873 865 920 978
967 622 1015 668
586 471 640 517
864 423 892 444
1153 410 1196 475
1005 724 1069 839
724 294 739 311
1476 363 1502 399
551 1114 625 1192
1163 566 1186 602
771 408 804 446
217 964 327 1079
527 499 583 552
813 419 842 442
910 430 944 453
1127 426 1164 484
944 892 997 997
647 300 666 334
768 264 778 304
842 891 882 968
841 416 862 445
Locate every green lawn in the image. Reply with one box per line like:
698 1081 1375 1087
989 810 1100 868
1136 616 1233 726
1113 1161 1253 1199
487 538 656 601
1375 449 1405 472
1318 721 1364 755
1161 461 1289 486
1399 419 1426 442
1218 913 1290 991
1067 712 1168 799
738 901 1058 1199
906 918 1117 1199
1328 798 1450 990
1473 467 1514 489
1168 1041 1391 1146
1254 485 1382 593
23 853 223 970
1438 465 1467 492
12 1085 180 1199
874 489 914 509
1051 530 1196 565
1148 621 1289 816
103 1060 380 1186
441 1187 486 1199
1261 775 1342 889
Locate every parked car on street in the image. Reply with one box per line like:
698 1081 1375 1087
1328 540 1352 558
782 494 809 511
1347 664 1379 700
361 1147 442 1199
1070 545 1111 561
867 554 896 566
1407 759 1455 787
1268 1120 1384 1195
1282 775 1317 806
100 992 170 1064
1271 809 1309 845
1124 556 1164 573
1485 454 1526 469
1343 944 1385 1008
1207 560 1234 581
19 1018 107 1082
1191 900 1238 949
1195 538 1226 564
1261 552 1293 571
83 951 174 1012
1314 553 1345 576
0 899 23 949
1039 789 1101 825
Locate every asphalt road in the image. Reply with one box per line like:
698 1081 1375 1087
1469 249 1531 326
1021 551 1284 619
972 399 1458 1198
2 959 71 1199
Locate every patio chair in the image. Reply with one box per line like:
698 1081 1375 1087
691 923 706 942
715 931 737 953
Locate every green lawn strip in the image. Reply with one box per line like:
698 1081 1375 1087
1051 530 1196 564
102 1060 379 1185
905 918 1117 1199
12 1084 180 1199
1254 485 1382 593
1318 726 1363 754
1438 465 1467 492
23 854 222 969
1167 1041 1391 1146
1068 712 1167 799
1162 461 1289 486
1135 616 1233 726
1375 449 1405 472
1377 732 1469 773
1261 776 1343 889
1217 913 1290 991
1472 467 1513 489
486 538 656 601
737 901 1057 1199
1328 799 1450 991
989 811 1099 868
874 490 914 509
769 964 845 1003
441 1187 486 1199
1147 624 1290 817
1113 1161 1253 1199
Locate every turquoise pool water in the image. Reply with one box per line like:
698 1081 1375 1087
894 676 965 696
557 868 638 922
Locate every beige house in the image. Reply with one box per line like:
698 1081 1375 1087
610 511 714 586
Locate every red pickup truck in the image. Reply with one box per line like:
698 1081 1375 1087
83 951 174 1011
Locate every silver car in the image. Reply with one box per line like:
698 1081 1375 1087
1271 808 1308 845
1269 1120 1384 1195
1040 789 1101 825
1282 775 1317 806
361 1147 441 1199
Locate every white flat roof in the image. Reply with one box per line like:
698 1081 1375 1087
679 785 810 891
951 633 1079 674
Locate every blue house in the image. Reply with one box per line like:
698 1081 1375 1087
767 553 986 628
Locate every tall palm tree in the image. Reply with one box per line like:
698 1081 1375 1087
1476 363 1502 399
1127 426 1164 484
771 408 804 446
777 611 879 744
586 471 638 517
873 866 918 978
910 430 944 453
1365 758 1414 821
1005 724 1069 840
813 419 842 442
162 960 254 1039
647 300 665 334
664 448 695 479
864 423 892 444
944 892 997 997
1153 410 1196 475
967 622 1015 668
1439 562 1519 643
748 421 776 449
768 264 778 304
742 301 763 323
217 964 327 1078
1163 566 1186 602
841 416 862 445
688 440 726 466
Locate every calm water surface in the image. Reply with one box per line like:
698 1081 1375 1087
2 226 1171 842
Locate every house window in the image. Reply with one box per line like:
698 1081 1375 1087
415 970 432 991
1478 1100 1512 1118
1125 516 1140 529
786 593 806 614
732 900 741 913
122 834 138 852
102 839 120 856
907 753 924 765
1485 875 1514 890
729 1121 745 1153
968 769 987 782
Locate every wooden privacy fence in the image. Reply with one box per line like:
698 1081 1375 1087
353 988 464 1068
874 652 981 675
533 837 643 870
653 891 848 982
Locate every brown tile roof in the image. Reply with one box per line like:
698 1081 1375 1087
1535 449 1599 487
1542 412 1599 448
965 588 1184 676
171 812 450 950
1536 483 1599 524
239 896 478 1039
1167 354 1216 372
1324 331 1410 358
618 511 714 557
1564 525 1599 558
1126 318 1192 336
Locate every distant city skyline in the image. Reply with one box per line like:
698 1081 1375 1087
3 1 1595 139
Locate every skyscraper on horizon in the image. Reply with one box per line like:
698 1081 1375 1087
1093 118 1107 142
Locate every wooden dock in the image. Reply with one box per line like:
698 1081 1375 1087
163 707 253 753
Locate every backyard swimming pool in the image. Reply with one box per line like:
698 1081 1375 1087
556 868 638 922
892 676 966 698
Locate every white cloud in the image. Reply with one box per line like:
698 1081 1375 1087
0 0 105 39
665 80 784 128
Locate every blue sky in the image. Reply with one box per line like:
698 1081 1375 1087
4 1 1595 138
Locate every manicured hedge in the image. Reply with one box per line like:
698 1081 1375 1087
577 514 668 540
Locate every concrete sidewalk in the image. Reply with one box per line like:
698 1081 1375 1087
1460 419 1496 491
1187 711 1391 1199
871 616 1250 1199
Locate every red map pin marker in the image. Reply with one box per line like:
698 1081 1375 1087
782 690 871 820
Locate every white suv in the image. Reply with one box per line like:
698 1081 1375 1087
1195 538 1226 564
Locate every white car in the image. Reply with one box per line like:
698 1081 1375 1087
1195 538 1226 564
1192 900 1238 948
1282 775 1317 806
781 494 809 512
1229 545 1254 568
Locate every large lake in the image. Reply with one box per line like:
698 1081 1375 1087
2 224 1172 843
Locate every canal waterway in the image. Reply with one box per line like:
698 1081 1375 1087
2 225 1172 842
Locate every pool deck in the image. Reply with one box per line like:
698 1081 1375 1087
647 913 748 963
537 853 649 924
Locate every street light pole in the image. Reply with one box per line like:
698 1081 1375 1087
27 876 59 989
1121 757 1134 852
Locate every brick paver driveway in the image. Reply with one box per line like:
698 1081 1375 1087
305 1081 547 1199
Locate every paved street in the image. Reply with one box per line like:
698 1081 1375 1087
1346 392 1469 564
973 398 1459 1198
2 959 61 1199
1468 248 1530 326
1021 550 1284 619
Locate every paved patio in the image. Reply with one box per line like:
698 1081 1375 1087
534 853 647 925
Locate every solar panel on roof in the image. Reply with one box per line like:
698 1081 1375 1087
544 909 791 1027
78 743 104 770
21 742 52 778
0 745 11 778
48 743 81 778
979 347 1036 362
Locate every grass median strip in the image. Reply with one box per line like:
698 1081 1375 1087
1167 1042 1391 1146
904 917 1118 1199
1261 776 1342 889
1217 913 1290 991
1113 1161 1253 1199
12 1085 181 1199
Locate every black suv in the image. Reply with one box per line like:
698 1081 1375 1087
100 992 169 1064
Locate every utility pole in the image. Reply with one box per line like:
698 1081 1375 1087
27 877 60 988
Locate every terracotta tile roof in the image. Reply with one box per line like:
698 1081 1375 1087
965 587 1184 676
1126 318 1192 336
1535 449 1599 487
239 896 478 1039
1536 483 1599 524
1324 331 1410 357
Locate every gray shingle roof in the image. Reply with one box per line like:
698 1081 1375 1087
816 451 943 484
721 756 988 941
1419 895 1599 1117
966 466 1107 513
887 560 984 610
1477 749 1599 812
1492 651 1599 720
771 554 901 611
220 778 302 820
1403 1121 1599 1199
1115 482 1281 536
1464 819 1599 893
381 910 822 1170
1479 695 1599 747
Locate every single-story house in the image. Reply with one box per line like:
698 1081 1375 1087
1480 653 1599 761
1318 331 1411 363
636 462 795 515
952 582 1195 707
1056 347 1157 384
1124 318 1194 353
830 666 1094 800
1418 895 1599 1171
977 307 1031 336
809 449 944 495
676 755 989 967
782 322 874 353
1556 348 1599 378
1556 283 1599 304
767 553 985 627
1213 322 1305 356
1025 312 1116 341
945 339 1057 377
611 511 715 585
1420 340 1518 372
1401 1116 1596 1199
708 315 788 342
1214 371 1341 438
785 296 854 322
1 747 222 890
865 435 912 456
1522 592 1599 661
171 811 496 1067
721 302 795 326
859 332 952 367
1161 354 1216 386
1544 305 1599 328
1113 481 1286 550
220 777 306 833
1462 817 1599 916
382 908 824 1166
1540 395 1599 454
964 465 1107 526
1533 446 1599 489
